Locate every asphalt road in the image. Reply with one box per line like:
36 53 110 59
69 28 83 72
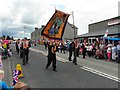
2 44 119 88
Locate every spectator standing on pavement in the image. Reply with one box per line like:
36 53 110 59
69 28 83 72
112 44 117 60
117 41 120 63
21 38 31 65
81 40 87 59
3 42 8 59
46 41 57 71
103 44 108 59
107 45 112 61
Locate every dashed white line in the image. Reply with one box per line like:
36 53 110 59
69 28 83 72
30 48 120 82
30 48 68 63
81 66 120 82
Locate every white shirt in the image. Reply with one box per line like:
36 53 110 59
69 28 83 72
117 44 120 50
107 47 111 53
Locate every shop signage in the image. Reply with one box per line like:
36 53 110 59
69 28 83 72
108 19 120 26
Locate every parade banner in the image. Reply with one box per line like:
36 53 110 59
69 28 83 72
41 10 70 40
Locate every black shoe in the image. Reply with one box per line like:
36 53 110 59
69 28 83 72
74 63 77 65
46 66 48 70
69 60 72 61
23 62 25 65
53 69 57 72
26 61 28 64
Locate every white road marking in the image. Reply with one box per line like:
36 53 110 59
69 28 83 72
56 56 69 62
81 66 120 82
30 48 68 62
30 48 120 82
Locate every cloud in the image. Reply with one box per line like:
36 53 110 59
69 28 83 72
0 0 119 38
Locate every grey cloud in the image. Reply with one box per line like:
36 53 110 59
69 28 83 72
0 16 14 27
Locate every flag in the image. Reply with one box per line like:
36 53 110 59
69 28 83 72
0 62 3 69
103 29 108 38
0 55 3 69
41 10 70 40
96 38 99 42
13 70 21 86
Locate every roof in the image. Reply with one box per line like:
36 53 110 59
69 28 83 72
31 26 44 34
67 22 78 29
89 16 120 26
76 27 119 38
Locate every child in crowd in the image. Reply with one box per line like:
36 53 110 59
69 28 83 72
0 70 13 90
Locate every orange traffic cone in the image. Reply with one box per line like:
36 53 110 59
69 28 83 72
16 64 24 78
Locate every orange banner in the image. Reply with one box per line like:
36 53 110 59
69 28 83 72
41 10 70 40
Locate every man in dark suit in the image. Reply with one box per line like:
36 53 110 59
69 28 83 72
15 39 20 54
21 38 31 65
68 41 77 65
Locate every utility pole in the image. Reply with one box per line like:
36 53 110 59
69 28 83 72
71 11 76 39
24 25 25 38
71 11 77 65
23 25 26 38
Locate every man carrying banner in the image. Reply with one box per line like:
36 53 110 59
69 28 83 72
42 10 70 71
46 41 57 71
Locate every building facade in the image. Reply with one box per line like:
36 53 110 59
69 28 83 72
76 16 120 43
31 26 44 42
31 22 78 41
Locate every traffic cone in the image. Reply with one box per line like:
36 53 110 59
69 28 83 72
16 64 24 78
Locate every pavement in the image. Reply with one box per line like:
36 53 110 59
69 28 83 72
2 44 119 88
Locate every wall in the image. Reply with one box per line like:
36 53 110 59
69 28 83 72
89 16 120 35
63 23 76 40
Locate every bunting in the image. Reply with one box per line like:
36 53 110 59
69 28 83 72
41 10 70 40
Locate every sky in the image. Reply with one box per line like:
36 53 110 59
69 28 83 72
0 0 120 39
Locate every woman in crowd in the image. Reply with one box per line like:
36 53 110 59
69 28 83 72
107 45 112 61
112 44 117 60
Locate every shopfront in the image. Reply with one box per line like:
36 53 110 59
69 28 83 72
76 16 120 44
